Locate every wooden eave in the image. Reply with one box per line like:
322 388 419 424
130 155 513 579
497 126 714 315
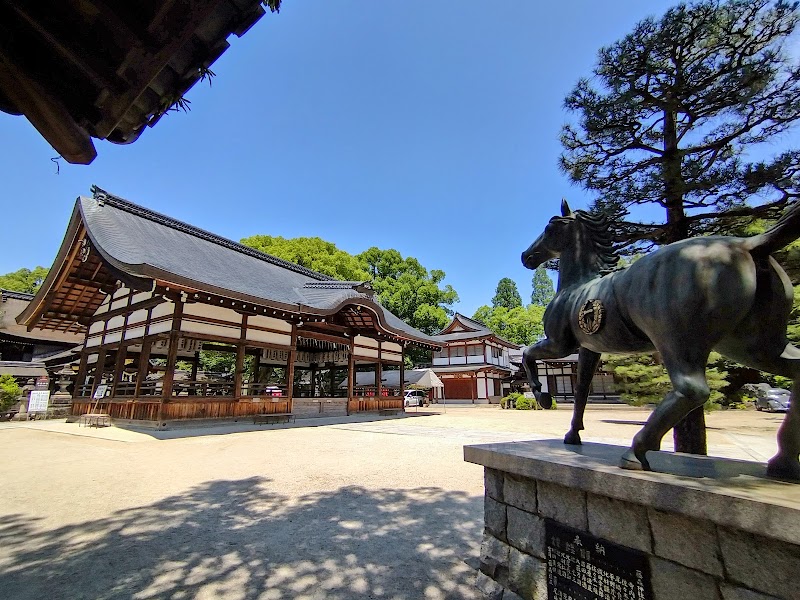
0 0 270 164
17 209 149 333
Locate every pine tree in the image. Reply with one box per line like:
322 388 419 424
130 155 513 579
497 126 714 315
492 278 523 309
560 0 800 455
530 267 555 306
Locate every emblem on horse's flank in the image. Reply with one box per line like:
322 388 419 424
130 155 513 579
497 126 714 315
578 299 604 335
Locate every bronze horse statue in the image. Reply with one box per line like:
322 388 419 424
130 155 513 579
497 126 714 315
521 199 800 480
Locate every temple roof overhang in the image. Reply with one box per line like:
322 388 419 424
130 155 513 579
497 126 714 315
0 1 275 164
17 188 442 351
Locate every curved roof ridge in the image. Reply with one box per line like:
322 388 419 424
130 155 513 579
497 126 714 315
1 289 35 301
89 186 334 282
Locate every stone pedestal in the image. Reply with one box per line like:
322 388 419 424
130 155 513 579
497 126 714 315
465 439 800 600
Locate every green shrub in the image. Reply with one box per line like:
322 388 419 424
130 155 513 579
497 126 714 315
500 392 522 409
515 395 542 410
0 375 22 411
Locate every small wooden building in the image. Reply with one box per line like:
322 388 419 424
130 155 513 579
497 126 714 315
429 313 517 403
17 188 441 426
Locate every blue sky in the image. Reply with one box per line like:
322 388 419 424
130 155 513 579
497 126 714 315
1 1 678 316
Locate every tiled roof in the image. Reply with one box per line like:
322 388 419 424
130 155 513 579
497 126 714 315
30 188 440 347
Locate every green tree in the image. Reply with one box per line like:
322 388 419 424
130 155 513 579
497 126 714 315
240 237 459 337
492 278 522 309
530 267 555 306
560 0 800 455
473 304 545 346
563 0 800 252
240 235 370 281
357 247 459 335
605 353 728 408
0 374 22 411
0 267 49 293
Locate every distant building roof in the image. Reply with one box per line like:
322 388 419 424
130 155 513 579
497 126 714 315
18 188 441 349
431 312 518 348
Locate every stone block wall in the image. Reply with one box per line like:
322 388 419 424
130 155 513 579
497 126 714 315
475 467 800 600
291 398 348 418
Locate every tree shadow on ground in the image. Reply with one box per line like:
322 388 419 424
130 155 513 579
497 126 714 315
0 478 482 599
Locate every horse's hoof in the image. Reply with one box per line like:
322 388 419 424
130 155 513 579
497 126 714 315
564 431 582 445
620 449 650 471
767 456 800 482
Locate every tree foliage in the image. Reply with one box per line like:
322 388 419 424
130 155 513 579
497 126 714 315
240 235 370 281
0 374 22 411
472 304 545 346
240 237 458 336
530 267 556 306
358 247 459 335
605 353 728 407
492 278 523 309
561 0 800 250
0 267 49 294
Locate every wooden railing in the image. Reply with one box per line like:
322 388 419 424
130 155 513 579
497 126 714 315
71 398 292 421
240 383 287 397
348 397 403 413
171 381 233 397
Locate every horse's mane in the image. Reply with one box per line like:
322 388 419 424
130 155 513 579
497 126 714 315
574 210 619 273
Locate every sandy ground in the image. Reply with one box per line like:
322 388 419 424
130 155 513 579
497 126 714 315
0 405 786 600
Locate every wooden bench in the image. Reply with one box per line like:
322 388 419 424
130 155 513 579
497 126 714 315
378 408 402 416
253 413 295 425
78 413 111 428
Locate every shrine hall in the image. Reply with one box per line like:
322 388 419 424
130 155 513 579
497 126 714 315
17 187 441 426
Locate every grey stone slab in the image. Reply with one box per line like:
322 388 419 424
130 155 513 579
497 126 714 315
464 439 800 546
718 528 800 599
485 495 507 541
649 508 723 577
508 548 548 600
504 474 537 513
503 589 525 600
720 584 781 600
587 493 651 553
486 468 504 502
475 571 505 600
537 480 587 531
480 532 511 576
507 507 546 559
649 557 721 600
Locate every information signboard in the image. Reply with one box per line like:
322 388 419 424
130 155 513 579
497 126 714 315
545 520 652 600
93 384 108 399
28 390 50 412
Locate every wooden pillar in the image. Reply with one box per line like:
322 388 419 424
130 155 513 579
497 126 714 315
399 343 406 412
235 315 248 398
135 338 152 398
91 347 107 398
75 351 89 398
110 344 127 397
234 344 245 399
286 324 297 413
159 301 183 422
346 342 354 416
329 366 336 398
310 363 317 398
471 372 476 404
191 351 199 381
376 341 383 399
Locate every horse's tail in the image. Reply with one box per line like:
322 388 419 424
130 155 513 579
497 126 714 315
745 201 800 257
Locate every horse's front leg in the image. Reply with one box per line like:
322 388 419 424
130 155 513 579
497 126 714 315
564 347 602 445
522 339 575 411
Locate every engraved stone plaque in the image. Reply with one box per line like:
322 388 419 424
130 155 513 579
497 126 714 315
545 520 652 600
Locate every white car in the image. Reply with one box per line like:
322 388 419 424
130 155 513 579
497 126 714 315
403 389 427 407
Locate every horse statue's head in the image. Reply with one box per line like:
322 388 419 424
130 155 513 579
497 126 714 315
521 199 618 277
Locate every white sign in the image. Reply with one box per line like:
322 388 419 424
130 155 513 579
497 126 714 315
93 384 108 399
28 390 50 412
523 392 535 399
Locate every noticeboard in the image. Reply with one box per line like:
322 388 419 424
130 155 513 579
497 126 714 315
28 390 50 412
545 520 652 600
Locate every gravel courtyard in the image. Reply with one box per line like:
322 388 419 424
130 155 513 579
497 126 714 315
0 405 784 600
